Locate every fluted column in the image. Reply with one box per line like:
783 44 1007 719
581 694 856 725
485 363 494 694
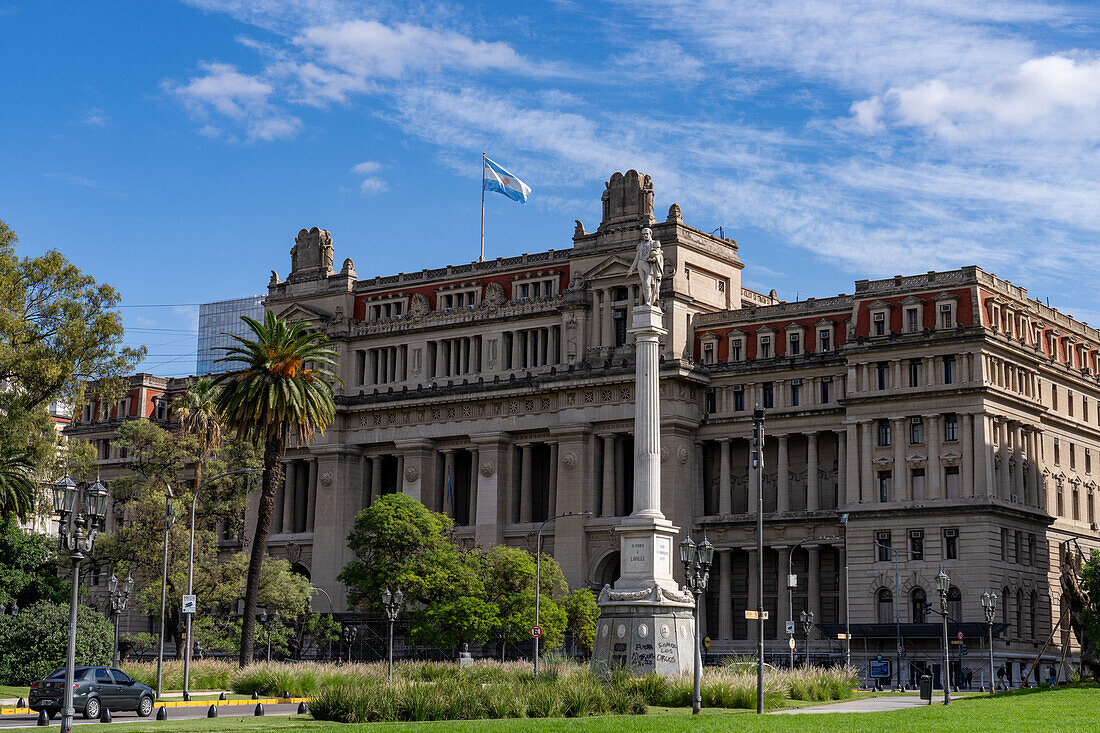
442 449 456 518
777 434 790 513
860 421 874 503
974 413 993 497
718 438 732 515
519 443 533 523
628 304 666 519
961 414 974 498
892 418 907 501
718 549 732 640
600 434 616 517
305 458 318 532
807 546 821 637
602 291 614 347
838 428 853 505
369 456 382 504
806 432 819 511
282 460 297 533
1031 429 1045 509
997 418 1011 500
927 415 942 499
1012 422 1025 501
776 546 791 639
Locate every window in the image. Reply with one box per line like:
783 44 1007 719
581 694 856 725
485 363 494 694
943 355 955 385
912 588 928 622
939 303 955 329
908 359 921 387
759 336 772 359
1052 385 1059 411
1027 533 1036 566
1070 444 1076 470
733 388 745 412
790 384 800 407
730 338 743 362
878 472 891 502
911 468 926 497
110 669 134 686
1054 438 1061 465
877 531 892 562
876 362 889 390
703 342 716 364
704 388 716 414
944 413 958 442
762 382 774 409
1014 531 1022 564
943 528 958 560
1069 391 1075 417
789 332 801 355
877 588 894 624
820 379 831 403
1000 528 1008 561
819 330 831 352
96 668 112 683
947 587 962 622
908 529 924 560
1085 398 1090 422
873 311 886 336
877 419 892 446
910 417 923 444
945 466 960 496
905 307 920 333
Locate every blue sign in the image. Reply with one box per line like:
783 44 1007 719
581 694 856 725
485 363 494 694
870 660 891 679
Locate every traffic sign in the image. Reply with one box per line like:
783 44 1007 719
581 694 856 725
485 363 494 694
530 626 542 638
957 631 963 641
745 610 769 620
703 636 711 649
786 620 796 635
182 595 197 614
898 645 905 656
788 637 796 651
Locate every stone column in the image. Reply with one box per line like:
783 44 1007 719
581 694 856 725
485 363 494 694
282 460 297 533
718 549 732 640
468 447 479 523
548 441 559 517
518 443 533 523
839 428 853 505
718 438 732 515
1012 422 1025 501
974 413 993 498
613 436 626 516
926 415 942 499
807 545 821 637
442 449 456 518
1031 428 1045 509
892 419 907 501
509 331 521 371
396 438 435 505
602 291 613 347
838 543 848 624
776 546 791 639
961 414 974 498
550 425 592 587
434 341 445 379
471 433 510 547
306 458 318 532
806 432 819 511
628 304 667 520
371 455 382 504
309 448 361 612
746 548 759 641
275 461 289 533
997 418 1011 500
600 434 616 517
860 421 874 503
776 435 790 513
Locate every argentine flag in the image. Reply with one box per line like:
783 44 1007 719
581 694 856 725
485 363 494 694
484 157 531 203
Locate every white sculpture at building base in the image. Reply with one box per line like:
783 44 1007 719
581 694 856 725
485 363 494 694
591 231 695 677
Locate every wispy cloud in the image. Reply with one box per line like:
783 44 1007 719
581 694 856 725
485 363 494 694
162 61 300 140
79 107 112 127
43 171 127 197
350 160 386 193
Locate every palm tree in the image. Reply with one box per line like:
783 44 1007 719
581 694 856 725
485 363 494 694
170 377 223 495
213 310 338 667
0 444 36 521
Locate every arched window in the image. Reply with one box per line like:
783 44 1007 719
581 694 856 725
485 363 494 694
1029 591 1037 640
1001 587 1010 625
1016 590 1024 638
877 588 894 624
947 586 962 622
912 588 928 623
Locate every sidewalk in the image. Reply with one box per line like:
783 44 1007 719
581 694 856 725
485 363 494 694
771 694 930 714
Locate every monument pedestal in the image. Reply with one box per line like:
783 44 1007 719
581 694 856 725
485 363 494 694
591 300 695 677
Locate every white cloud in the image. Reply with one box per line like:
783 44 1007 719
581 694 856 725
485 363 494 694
350 160 386 193
80 107 111 127
163 61 301 140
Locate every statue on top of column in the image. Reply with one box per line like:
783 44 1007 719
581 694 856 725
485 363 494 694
627 227 664 305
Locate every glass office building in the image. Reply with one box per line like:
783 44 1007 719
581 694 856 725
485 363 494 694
196 296 265 374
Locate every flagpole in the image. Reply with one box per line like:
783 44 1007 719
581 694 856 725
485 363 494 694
480 152 486 262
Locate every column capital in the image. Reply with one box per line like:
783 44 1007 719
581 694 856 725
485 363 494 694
395 438 436 450
439 448 457 455
775 433 790 440
717 437 732 444
804 430 819 438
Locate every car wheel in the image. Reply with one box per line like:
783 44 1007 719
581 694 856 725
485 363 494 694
138 695 154 717
83 697 100 720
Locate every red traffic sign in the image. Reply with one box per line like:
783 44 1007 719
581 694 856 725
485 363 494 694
957 631 964 641
530 626 542 638
898 645 905 656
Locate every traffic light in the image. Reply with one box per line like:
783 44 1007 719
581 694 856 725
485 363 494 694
924 602 933 617
961 644 968 657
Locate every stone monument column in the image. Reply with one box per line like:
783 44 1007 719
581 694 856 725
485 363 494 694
591 230 694 678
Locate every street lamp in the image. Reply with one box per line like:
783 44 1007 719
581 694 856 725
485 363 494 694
981 592 998 693
680 533 713 715
51 476 109 733
182 468 262 697
311 586 336 661
256 609 277 662
107 572 135 666
800 610 814 666
752 407 765 715
874 540 921 690
534 511 591 677
381 588 404 682
936 571 951 705
840 513 851 668
155 483 175 699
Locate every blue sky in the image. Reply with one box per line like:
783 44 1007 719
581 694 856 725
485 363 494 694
4 1 1100 377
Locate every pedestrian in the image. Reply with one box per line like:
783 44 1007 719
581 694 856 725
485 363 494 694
1048 665 1057 687
996 665 1006 691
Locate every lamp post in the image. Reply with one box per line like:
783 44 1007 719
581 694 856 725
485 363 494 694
51 476 110 733
182 468 261 697
107 572 134 666
256 609 277 662
382 588 404 682
840 513 851 668
981 591 998 693
311 586 336 661
800 610 814 666
534 511 591 677
680 534 714 715
936 571 951 705
155 483 174 699
752 407 765 715
874 541 921 690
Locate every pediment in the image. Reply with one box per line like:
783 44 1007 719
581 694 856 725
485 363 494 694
276 302 333 325
901 296 924 306
582 255 635 282
868 300 893 310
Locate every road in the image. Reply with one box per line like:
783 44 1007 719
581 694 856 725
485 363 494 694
0 704 305 728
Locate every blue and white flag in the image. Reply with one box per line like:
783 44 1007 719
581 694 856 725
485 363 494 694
484 156 531 203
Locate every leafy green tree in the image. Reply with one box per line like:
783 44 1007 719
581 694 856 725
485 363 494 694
170 377 223 494
0 515 69 610
561 588 600 653
0 601 113 685
0 219 144 472
0 445 35 521
484 546 568 650
1076 549 1100 677
214 310 338 667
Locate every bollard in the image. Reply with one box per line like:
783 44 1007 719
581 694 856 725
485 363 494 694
218 692 227 701
156 706 167 720
17 697 26 708
250 691 258 700
296 702 309 715
183 692 191 702
254 703 265 716
207 705 218 718
100 707 112 724
282 691 290 699
36 710 48 727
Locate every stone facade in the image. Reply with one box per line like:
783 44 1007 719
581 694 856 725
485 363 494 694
67 171 1099 683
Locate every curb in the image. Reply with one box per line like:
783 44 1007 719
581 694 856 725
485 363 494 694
0 698 310 716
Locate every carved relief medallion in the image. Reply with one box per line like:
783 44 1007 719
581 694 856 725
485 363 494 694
404 465 420 482
320 471 334 487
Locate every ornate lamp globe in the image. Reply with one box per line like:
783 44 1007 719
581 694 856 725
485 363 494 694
935 571 950 593
84 480 110 523
109 574 118 594
697 537 715 568
382 588 392 607
52 476 78 515
394 589 404 607
679 536 696 565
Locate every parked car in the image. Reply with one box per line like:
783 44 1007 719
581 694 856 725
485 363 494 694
29 666 154 719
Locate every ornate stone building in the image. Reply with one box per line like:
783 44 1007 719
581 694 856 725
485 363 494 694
69 170 1099 683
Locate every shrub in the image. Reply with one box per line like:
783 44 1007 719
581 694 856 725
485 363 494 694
0 601 113 685
122 659 236 691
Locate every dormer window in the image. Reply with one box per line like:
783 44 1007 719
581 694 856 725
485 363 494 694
437 287 480 311
815 320 835 352
368 297 407 322
702 341 716 364
729 336 744 362
873 312 886 336
934 294 959 330
759 336 771 359
700 333 719 365
789 332 801 355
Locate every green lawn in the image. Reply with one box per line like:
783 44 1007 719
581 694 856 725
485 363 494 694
0 685 28 699
89 685 1099 733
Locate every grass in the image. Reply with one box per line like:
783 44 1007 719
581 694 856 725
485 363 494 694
0 685 28 699
78 684 1100 733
